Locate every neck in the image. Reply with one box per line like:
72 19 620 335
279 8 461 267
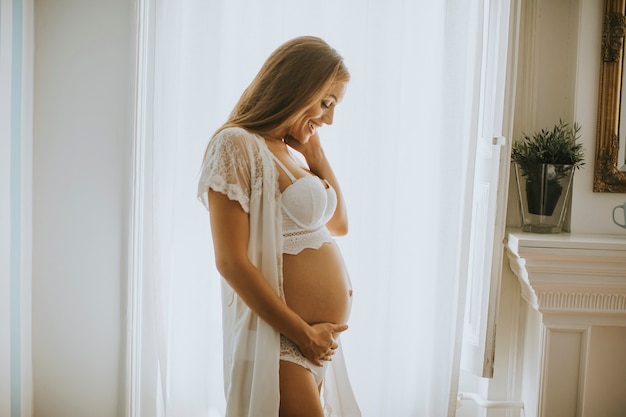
263 134 287 147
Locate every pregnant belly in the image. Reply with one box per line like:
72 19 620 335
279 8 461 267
282 241 353 325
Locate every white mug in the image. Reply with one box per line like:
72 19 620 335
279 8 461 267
613 202 626 229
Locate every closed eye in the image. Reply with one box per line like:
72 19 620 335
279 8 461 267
322 100 334 109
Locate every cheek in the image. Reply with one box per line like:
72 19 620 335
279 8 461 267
302 105 323 120
296 115 312 130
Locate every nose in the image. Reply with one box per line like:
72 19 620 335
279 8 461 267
321 107 335 125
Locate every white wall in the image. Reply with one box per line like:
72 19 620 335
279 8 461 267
570 0 626 233
32 0 134 415
26 0 625 416
509 0 626 234
460 0 626 415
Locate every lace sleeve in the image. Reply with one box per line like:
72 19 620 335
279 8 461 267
197 128 254 213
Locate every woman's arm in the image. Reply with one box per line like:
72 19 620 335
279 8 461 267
207 189 345 364
285 133 348 236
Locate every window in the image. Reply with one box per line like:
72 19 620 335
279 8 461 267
126 1 516 415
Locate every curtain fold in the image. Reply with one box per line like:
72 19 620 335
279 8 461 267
137 1 503 415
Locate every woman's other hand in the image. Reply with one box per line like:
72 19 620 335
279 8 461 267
283 132 322 159
283 133 348 236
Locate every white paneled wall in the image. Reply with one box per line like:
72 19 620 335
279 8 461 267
507 231 626 417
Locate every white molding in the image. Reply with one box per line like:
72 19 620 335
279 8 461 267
126 0 154 416
517 0 539 129
21 1 34 415
1 0 34 415
537 292 626 313
506 230 626 321
508 232 626 417
538 325 589 417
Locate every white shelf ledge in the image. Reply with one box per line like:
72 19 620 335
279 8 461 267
505 229 626 319
507 228 626 252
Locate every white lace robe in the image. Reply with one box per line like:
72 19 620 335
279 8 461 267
198 127 360 417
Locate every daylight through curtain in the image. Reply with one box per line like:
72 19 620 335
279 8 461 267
141 1 489 415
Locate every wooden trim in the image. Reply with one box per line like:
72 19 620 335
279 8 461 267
126 0 154 415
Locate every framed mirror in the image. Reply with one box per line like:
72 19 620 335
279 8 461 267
595 0 626 192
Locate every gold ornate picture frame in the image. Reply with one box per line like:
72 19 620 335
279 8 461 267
595 0 626 192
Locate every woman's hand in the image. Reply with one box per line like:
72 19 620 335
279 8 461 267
285 132 349 236
298 322 348 366
283 133 323 160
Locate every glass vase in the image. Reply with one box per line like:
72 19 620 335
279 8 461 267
513 163 575 234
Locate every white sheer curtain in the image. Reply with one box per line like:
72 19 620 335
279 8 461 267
135 0 493 416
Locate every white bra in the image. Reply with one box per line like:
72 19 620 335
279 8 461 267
271 154 337 254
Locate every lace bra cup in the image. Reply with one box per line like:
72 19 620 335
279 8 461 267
271 155 337 230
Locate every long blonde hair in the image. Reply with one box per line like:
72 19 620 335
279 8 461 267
216 36 350 138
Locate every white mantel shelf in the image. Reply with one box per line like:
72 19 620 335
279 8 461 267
505 230 626 417
505 229 626 320
507 229 626 252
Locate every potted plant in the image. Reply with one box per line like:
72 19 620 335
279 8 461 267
511 120 585 233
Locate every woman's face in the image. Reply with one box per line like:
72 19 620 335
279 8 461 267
287 82 347 143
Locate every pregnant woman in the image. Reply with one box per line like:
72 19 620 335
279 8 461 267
198 36 360 417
